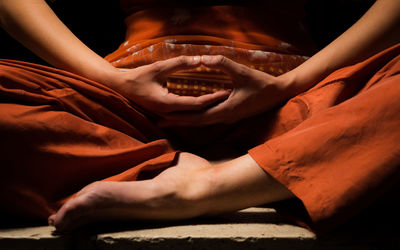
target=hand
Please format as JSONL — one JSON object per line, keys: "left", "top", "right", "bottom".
{"left": 159, "top": 55, "right": 294, "bottom": 126}
{"left": 111, "top": 56, "right": 231, "bottom": 116}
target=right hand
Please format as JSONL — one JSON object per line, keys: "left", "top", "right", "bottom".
{"left": 111, "top": 56, "right": 231, "bottom": 116}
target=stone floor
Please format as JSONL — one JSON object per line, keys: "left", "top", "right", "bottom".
{"left": 0, "top": 207, "right": 399, "bottom": 250}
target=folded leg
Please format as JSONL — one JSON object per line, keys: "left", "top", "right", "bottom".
{"left": 249, "top": 46, "right": 400, "bottom": 233}
{"left": 0, "top": 60, "right": 177, "bottom": 219}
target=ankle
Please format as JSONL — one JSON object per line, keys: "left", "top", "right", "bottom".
{"left": 149, "top": 168, "right": 213, "bottom": 219}
{"left": 175, "top": 167, "right": 220, "bottom": 217}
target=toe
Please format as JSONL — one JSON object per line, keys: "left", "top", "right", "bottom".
{"left": 53, "top": 196, "right": 88, "bottom": 231}
{"left": 48, "top": 214, "right": 55, "bottom": 226}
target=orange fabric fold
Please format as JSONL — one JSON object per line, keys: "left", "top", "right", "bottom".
{"left": 1, "top": 1, "right": 399, "bottom": 235}
{"left": 248, "top": 44, "right": 400, "bottom": 233}
{"left": 0, "top": 59, "right": 178, "bottom": 218}
{"left": 105, "top": 3, "right": 314, "bottom": 96}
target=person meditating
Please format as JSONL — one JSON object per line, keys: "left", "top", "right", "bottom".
{"left": 0, "top": 0, "right": 399, "bottom": 233}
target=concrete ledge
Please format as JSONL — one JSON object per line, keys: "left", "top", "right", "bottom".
{"left": 0, "top": 207, "right": 399, "bottom": 250}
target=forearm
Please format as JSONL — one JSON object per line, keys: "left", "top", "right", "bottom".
{"left": 0, "top": 0, "right": 119, "bottom": 88}
{"left": 281, "top": 0, "right": 400, "bottom": 94}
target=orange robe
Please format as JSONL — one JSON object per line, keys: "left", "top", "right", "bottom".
{"left": 0, "top": 1, "right": 399, "bottom": 233}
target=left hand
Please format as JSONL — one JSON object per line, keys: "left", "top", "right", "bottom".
{"left": 110, "top": 56, "right": 231, "bottom": 117}
{"left": 159, "top": 55, "right": 294, "bottom": 126}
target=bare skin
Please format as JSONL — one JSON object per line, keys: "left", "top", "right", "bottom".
{"left": 1, "top": 0, "right": 399, "bottom": 231}
{"left": 49, "top": 153, "right": 293, "bottom": 231}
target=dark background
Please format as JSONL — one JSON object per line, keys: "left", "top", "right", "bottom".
{"left": 0, "top": 0, "right": 375, "bottom": 65}
{"left": 0, "top": 0, "right": 126, "bottom": 65}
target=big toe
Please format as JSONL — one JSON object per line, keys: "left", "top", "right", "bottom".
{"left": 53, "top": 197, "right": 89, "bottom": 231}
{"left": 48, "top": 214, "right": 56, "bottom": 226}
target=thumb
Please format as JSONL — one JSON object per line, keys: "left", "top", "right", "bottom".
{"left": 201, "top": 55, "right": 248, "bottom": 77}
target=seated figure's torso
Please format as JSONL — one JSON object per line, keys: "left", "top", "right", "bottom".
{"left": 119, "top": 0, "right": 316, "bottom": 53}
{"left": 106, "top": 1, "right": 315, "bottom": 96}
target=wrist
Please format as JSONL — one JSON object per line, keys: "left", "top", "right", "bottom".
{"left": 80, "top": 61, "right": 122, "bottom": 90}
{"left": 277, "top": 60, "right": 327, "bottom": 97}
{"left": 276, "top": 69, "right": 302, "bottom": 99}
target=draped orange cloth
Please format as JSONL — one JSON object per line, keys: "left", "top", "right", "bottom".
{"left": 106, "top": 2, "right": 314, "bottom": 96}
{"left": 1, "top": 1, "right": 399, "bottom": 233}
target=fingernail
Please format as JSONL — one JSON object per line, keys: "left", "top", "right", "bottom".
{"left": 48, "top": 217, "right": 55, "bottom": 226}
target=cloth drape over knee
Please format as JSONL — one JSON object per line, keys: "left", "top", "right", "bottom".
{"left": 249, "top": 44, "right": 400, "bottom": 233}
{"left": 0, "top": 60, "right": 178, "bottom": 218}
{"left": 1, "top": 1, "right": 399, "bottom": 234}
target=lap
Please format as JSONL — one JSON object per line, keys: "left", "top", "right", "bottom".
{"left": 1, "top": 44, "right": 399, "bottom": 224}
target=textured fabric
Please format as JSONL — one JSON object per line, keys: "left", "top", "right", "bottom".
{"left": 0, "top": 59, "right": 178, "bottom": 218}
{"left": 249, "top": 44, "right": 400, "bottom": 233}
{"left": 105, "top": 3, "right": 314, "bottom": 96}
{"left": 1, "top": 1, "right": 399, "bottom": 234}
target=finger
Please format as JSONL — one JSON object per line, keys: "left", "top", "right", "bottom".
{"left": 159, "top": 90, "right": 231, "bottom": 113}
{"left": 201, "top": 55, "right": 249, "bottom": 77}
{"left": 159, "top": 100, "right": 233, "bottom": 126}
{"left": 150, "top": 55, "right": 202, "bottom": 77}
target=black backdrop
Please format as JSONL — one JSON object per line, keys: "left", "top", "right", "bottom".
{"left": 0, "top": 0, "right": 374, "bottom": 65}
{"left": 0, "top": 1, "right": 126, "bottom": 65}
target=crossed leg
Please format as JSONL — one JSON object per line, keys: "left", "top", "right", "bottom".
{"left": 49, "top": 152, "right": 293, "bottom": 231}
{"left": 50, "top": 48, "right": 400, "bottom": 232}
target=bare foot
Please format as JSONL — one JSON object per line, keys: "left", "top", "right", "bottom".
{"left": 49, "top": 153, "right": 292, "bottom": 231}
{"left": 49, "top": 153, "right": 212, "bottom": 231}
